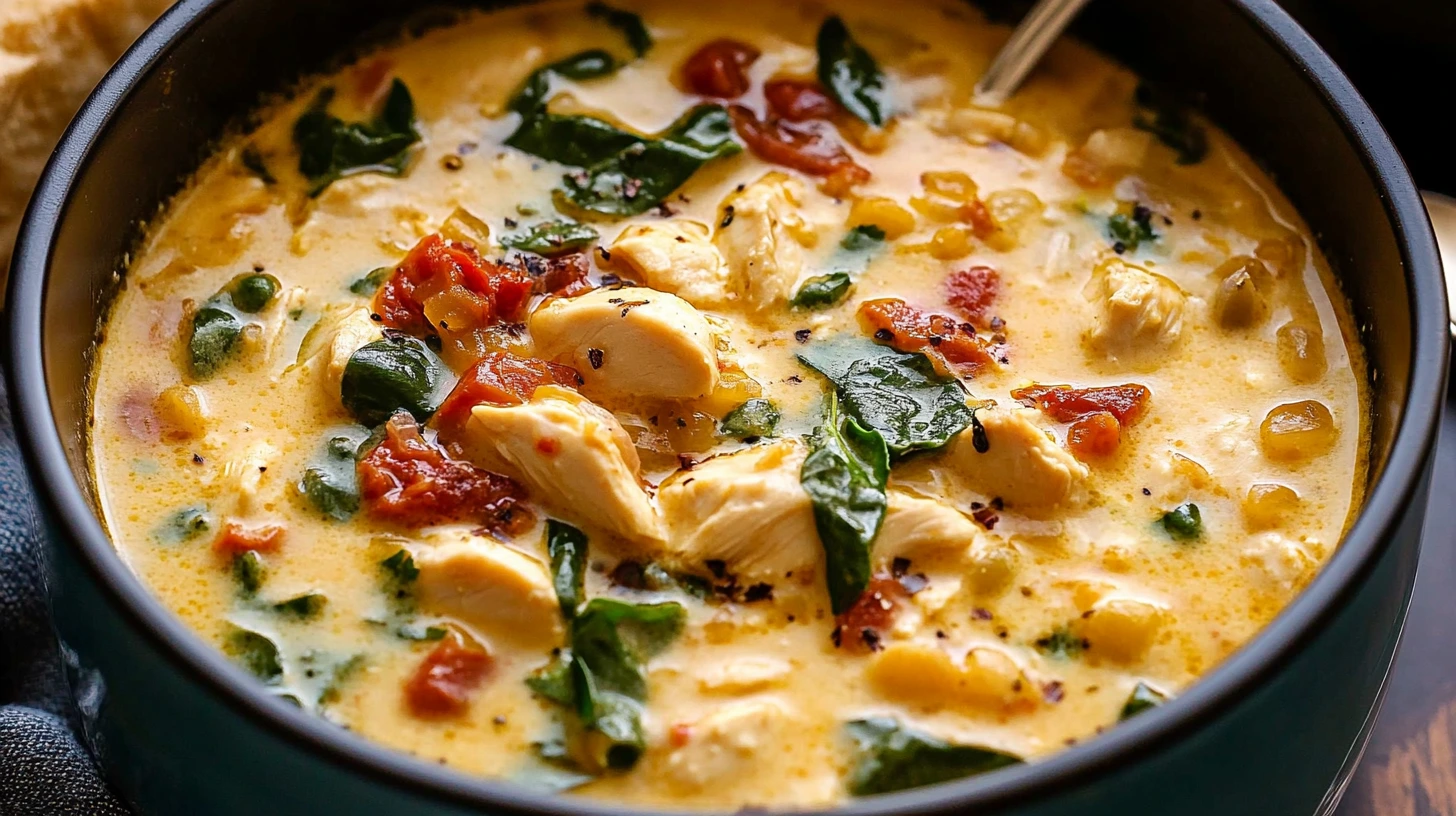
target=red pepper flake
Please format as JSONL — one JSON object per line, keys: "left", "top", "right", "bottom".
{"left": 832, "top": 576, "right": 906, "bottom": 654}
{"left": 742, "top": 582, "right": 775, "bottom": 602}
{"left": 668, "top": 723, "right": 693, "bottom": 748}
{"left": 535, "top": 438, "right": 561, "bottom": 456}
{"left": 212, "top": 522, "right": 285, "bottom": 557}
{"left": 404, "top": 635, "right": 493, "bottom": 717}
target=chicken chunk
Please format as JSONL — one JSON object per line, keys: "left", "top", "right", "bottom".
{"left": 530, "top": 286, "right": 720, "bottom": 400}
{"left": 714, "top": 173, "right": 812, "bottom": 314}
{"left": 1084, "top": 258, "right": 1186, "bottom": 362}
{"left": 413, "top": 532, "right": 564, "bottom": 649}
{"left": 665, "top": 700, "right": 795, "bottom": 792}
{"left": 459, "top": 385, "right": 665, "bottom": 548}
{"left": 875, "top": 491, "right": 982, "bottom": 566}
{"left": 944, "top": 408, "right": 1090, "bottom": 514}
{"left": 658, "top": 441, "right": 819, "bottom": 580}
{"left": 213, "top": 441, "right": 278, "bottom": 516}
{"left": 609, "top": 221, "right": 732, "bottom": 309}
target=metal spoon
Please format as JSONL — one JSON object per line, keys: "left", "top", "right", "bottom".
{"left": 974, "top": 0, "right": 1094, "bottom": 106}
{"left": 1419, "top": 192, "right": 1456, "bottom": 338}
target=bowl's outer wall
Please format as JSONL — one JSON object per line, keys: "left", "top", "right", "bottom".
{"left": 5, "top": 0, "right": 1441, "bottom": 813}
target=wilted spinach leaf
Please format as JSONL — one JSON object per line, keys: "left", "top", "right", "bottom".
{"left": 188, "top": 304, "right": 244, "bottom": 379}
{"left": 349, "top": 266, "right": 393, "bottom": 296}
{"left": 508, "top": 50, "right": 621, "bottom": 116}
{"left": 793, "top": 226, "right": 885, "bottom": 309}
{"left": 506, "top": 114, "right": 642, "bottom": 168}
{"left": 293, "top": 79, "right": 421, "bottom": 196}
{"left": 228, "top": 273, "right": 281, "bottom": 313}
{"left": 1159, "top": 502, "right": 1203, "bottom": 541}
{"left": 840, "top": 224, "right": 886, "bottom": 252}
{"left": 719, "top": 398, "right": 781, "bottom": 438}
{"left": 233, "top": 550, "right": 266, "bottom": 595}
{"left": 298, "top": 427, "right": 370, "bottom": 521}
{"left": 801, "top": 393, "right": 888, "bottom": 615}
{"left": 340, "top": 333, "right": 451, "bottom": 426}
{"left": 502, "top": 220, "right": 600, "bottom": 256}
{"left": 381, "top": 549, "right": 420, "bottom": 583}
{"left": 845, "top": 717, "right": 1022, "bottom": 796}
{"left": 1132, "top": 82, "right": 1207, "bottom": 165}
{"left": 226, "top": 626, "right": 283, "bottom": 684}
{"left": 157, "top": 503, "right": 210, "bottom": 543}
{"left": 817, "top": 16, "right": 889, "bottom": 127}
{"left": 798, "top": 336, "right": 973, "bottom": 459}
{"left": 586, "top": 2, "right": 652, "bottom": 57}
{"left": 304, "top": 651, "right": 366, "bottom": 707}
{"left": 793, "top": 272, "right": 853, "bottom": 309}
{"left": 273, "top": 592, "right": 328, "bottom": 619}
{"left": 1120, "top": 681, "right": 1167, "bottom": 721}
{"left": 548, "top": 520, "right": 589, "bottom": 619}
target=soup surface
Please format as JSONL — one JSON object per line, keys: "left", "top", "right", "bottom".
{"left": 89, "top": 0, "right": 1368, "bottom": 807}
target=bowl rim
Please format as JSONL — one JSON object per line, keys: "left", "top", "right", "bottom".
{"left": 3, "top": 0, "right": 1448, "bottom": 813}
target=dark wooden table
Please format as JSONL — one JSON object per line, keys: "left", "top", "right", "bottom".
{"left": 1336, "top": 392, "right": 1454, "bottom": 815}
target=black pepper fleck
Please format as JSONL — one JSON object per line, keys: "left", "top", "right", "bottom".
{"left": 794, "top": 328, "right": 811, "bottom": 343}
{"left": 588, "top": 348, "right": 604, "bottom": 369}
{"left": 720, "top": 206, "right": 735, "bottom": 228}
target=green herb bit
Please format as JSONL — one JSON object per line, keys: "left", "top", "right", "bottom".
{"left": 349, "top": 266, "right": 393, "bottom": 296}
{"left": 1107, "top": 204, "right": 1157, "bottom": 253}
{"left": 340, "top": 333, "right": 451, "bottom": 427}
{"left": 160, "top": 503, "right": 211, "bottom": 543}
{"left": 1160, "top": 502, "right": 1203, "bottom": 541}
{"left": 719, "top": 398, "right": 782, "bottom": 439}
{"left": 1132, "top": 82, "right": 1208, "bottom": 165}
{"left": 501, "top": 220, "right": 600, "bottom": 257}
{"left": 792, "top": 272, "right": 853, "bottom": 309}
{"left": 226, "top": 626, "right": 283, "bottom": 683}
{"left": 586, "top": 2, "right": 652, "bottom": 57}
{"left": 840, "top": 224, "right": 886, "bottom": 251}
{"left": 293, "top": 78, "right": 421, "bottom": 196}
{"left": 548, "top": 520, "right": 589, "bottom": 619}
{"left": 234, "top": 550, "right": 266, "bottom": 595}
{"left": 845, "top": 717, "right": 1021, "bottom": 796}
{"left": 1120, "top": 681, "right": 1167, "bottom": 721}
{"left": 273, "top": 592, "right": 328, "bottom": 619}
{"left": 381, "top": 549, "right": 420, "bottom": 583}
{"left": 817, "top": 16, "right": 889, "bottom": 127}
{"left": 1035, "top": 625, "right": 1087, "bottom": 659}
{"left": 801, "top": 392, "right": 888, "bottom": 614}
{"left": 228, "top": 273, "right": 281, "bottom": 313}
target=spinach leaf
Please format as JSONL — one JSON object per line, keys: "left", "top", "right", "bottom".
{"left": 801, "top": 393, "right": 888, "bottom": 615}
{"left": 526, "top": 651, "right": 578, "bottom": 706}
{"left": 793, "top": 272, "right": 853, "bottom": 309}
{"left": 226, "top": 626, "right": 283, "bottom": 684}
{"left": 374, "top": 549, "right": 447, "bottom": 640}
{"left": 798, "top": 336, "right": 973, "bottom": 459}
{"left": 720, "top": 398, "right": 781, "bottom": 438}
{"left": 340, "top": 333, "right": 451, "bottom": 426}
{"left": 508, "top": 51, "right": 621, "bottom": 116}
{"left": 840, "top": 224, "right": 886, "bottom": 252}
{"left": 502, "top": 220, "right": 600, "bottom": 256}
{"left": 548, "top": 520, "right": 589, "bottom": 619}
{"left": 233, "top": 550, "right": 266, "bottom": 595}
{"left": 273, "top": 592, "right": 328, "bottom": 619}
{"left": 1035, "top": 625, "right": 1087, "bottom": 659}
{"left": 293, "top": 79, "right": 421, "bottom": 196}
{"left": 1160, "top": 502, "right": 1203, "bottom": 541}
{"left": 381, "top": 549, "right": 420, "bottom": 583}
{"left": 1120, "top": 681, "right": 1167, "bottom": 721}
{"left": 349, "top": 266, "right": 393, "bottom": 296}
{"left": 304, "top": 651, "right": 366, "bottom": 707}
{"left": 506, "top": 114, "right": 642, "bottom": 168}
{"left": 188, "top": 304, "right": 244, "bottom": 379}
{"left": 298, "top": 427, "right": 370, "bottom": 521}
{"left": 557, "top": 105, "right": 741, "bottom": 217}
{"left": 228, "top": 273, "right": 281, "bottom": 313}
{"left": 845, "top": 718, "right": 1022, "bottom": 796}
{"left": 157, "top": 503, "right": 210, "bottom": 543}
{"left": 1107, "top": 204, "right": 1157, "bottom": 252}
{"left": 587, "top": 2, "right": 652, "bottom": 57}
{"left": 1132, "top": 82, "right": 1207, "bottom": 165}
{"left": 817, "top": 16, "right": 889, "bottom": 127}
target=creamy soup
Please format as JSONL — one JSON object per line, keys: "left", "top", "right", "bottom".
{"left": 88, "top": 0, "right": 1367, "bottom": 807}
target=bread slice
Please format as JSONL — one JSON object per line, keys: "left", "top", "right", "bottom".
{"left": 0, "top": 0, "right": 171, "bottom": 273}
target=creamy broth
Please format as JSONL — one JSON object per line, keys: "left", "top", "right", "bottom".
{"left": 89, "top": 0, "right": 1367, "bottom": 807}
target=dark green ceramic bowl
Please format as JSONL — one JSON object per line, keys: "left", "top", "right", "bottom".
{"left": 3, "top": 0, "right": 1448, "bottom": 813}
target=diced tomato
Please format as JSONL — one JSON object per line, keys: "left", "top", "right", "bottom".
{"left": 833, "top": 576, "right": 906, "bottom": 654}
{"left": 729, "top": 106, "right": 870, "bottom": 187}
{"left": 526, "top": 252, "right": 593, "bottom": 297}
{"left": 858, "top": 298, "right": 999, "bottom": 375}
{"left": 1067, "top": 412, "right": 1121, "bottom": 458}
{"left": 373, "top": 234, "right": 532, "bottom": 336}
{"left": 944, "top": 266, "right": 1000, "bottom": 326}
{"left": 668, "top": 723, "right": 693, "bottom": 747}
{"left": 961, "top": 198, "right": 1000, "bottom": 240}
{"left": 436, "top": 352, "right": 582, "bottom": 426}
{"left": 763, "top": 79, "right": 837, "bottom": 122}
{"left": 1010, "top": 383, "right": 1152, "bottom": 425}
{"left": 681, "top": 39, "right": 760, "bottom": 98}
{"left": 357, "top": 412, "right": 528, "bottom": 531}
{"left": 404, "top": 635, "right": 493, "bottom": 717}
{"left": 212, "top": 522, "right": 285, "bottom": 557}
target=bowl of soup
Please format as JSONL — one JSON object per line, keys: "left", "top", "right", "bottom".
{"left": 4, "top": 0, "right": 1446, "bottom": 813}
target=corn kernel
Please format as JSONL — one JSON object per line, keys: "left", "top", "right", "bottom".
{"left": 1081, "top": 598, "right": 1164, "bottom": 663}
{"left": 1276, "top": 321, "right": 1327, "bottom": 384}
{"left": 921, "top": 171, "right": 979, "bottom": 203}
{"left": 154, "top": 385, "right": 209, "bottom": 440}
{"left": 867, "top": 644, "right": 964, "bottom": 704}
{"left": 848, "top": 197, "right": 916, "bottom": 239}
{"left": 927, "top": 226, "right": 973, "bottom": 260}
{"left": 966, "top": 540, "right": 1018, "bottom": 595}
{"left": 1259, "top": 400, "right": 1337, "bottom": 461}
{"left": 1243, "top": 483, "right": 1300, "bottom": 530}
{"left": 961, "top": 647, "right": 1034, "bottom": 707}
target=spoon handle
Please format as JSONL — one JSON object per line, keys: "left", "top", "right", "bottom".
{"left": 974, "top": 0, "right": 1094, "bottom": 106}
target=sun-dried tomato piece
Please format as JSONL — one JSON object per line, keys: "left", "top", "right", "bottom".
{"left": 436, "top": 352, "right": 582, "bottom": 426}
{"left": 833, "top": 576, "right": 906, "bottom": 654}
{"left": 1010, "top": 383, "right": 1152, "bottom": 425}
{"left": 682, "top": 39, "right": 760, "bottom": 98}
{"left": 763, "top": 78, "right": 837, "bottom": 122}
{"left": 373, "top": 234, "right": 532, "bottom": 336}
{"left": 358, "top": 412, "right": 527, "bottom": 531}
{"left": 944, "top": 266, "right": 1000, "bottom": 326}
{"left": 858, "top": 298, "right": 999, "bottom": 375}
{"left": 1067, "top": 412, "right": 1121, "bottom": 458}
{"left": 729, "top": 106, "right": 870, "bottom": 186}
{"left": 404, "top": 634, "right": 492, "bottom": 717}
{"left": 517, "top": 252, "right": 593, "bottom": 297}
{"left": 212, "top": 522, "right": 285, "bottom": 557}
{"left": 961, "top": 198, "right": 1001, "bottom": 240}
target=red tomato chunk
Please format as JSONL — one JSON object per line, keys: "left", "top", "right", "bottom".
{"left": 212, "top": 522, "right": 285, "bottom": 557}
{"left": 858, "top": 298, "right": 999, "bottom": 375}
{"left": 1010, "top": 383, "right": 1151, "bottom": 425}
{"left": 763, "top": 79, "right": 837, "bottom": 122}
{"left": 729, "top": 106, "right": 870, "bottom": 189}
{"left": 944, "top": 266, "right": 1000, "bottom": 326}
{"left": 357, "top": 413, "right": 526, "bottom": 531}
{"left": 436, "top": 352, "right": 582, "bottom": 426}
{"left": 374, "top": 233, "right": 532, "bottom": 336}
{"left": 681, "top": 39, "right": 760, "bottom": 98}
{"left": 405, "top": 636, "right": 493, "bottom": 717}
{"left": 834, "top": 576, "right": 907, "bottom": 654}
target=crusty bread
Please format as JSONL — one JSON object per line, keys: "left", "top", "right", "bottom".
{"left": 0, "top": 0, "right": 172, "bottom": 274}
